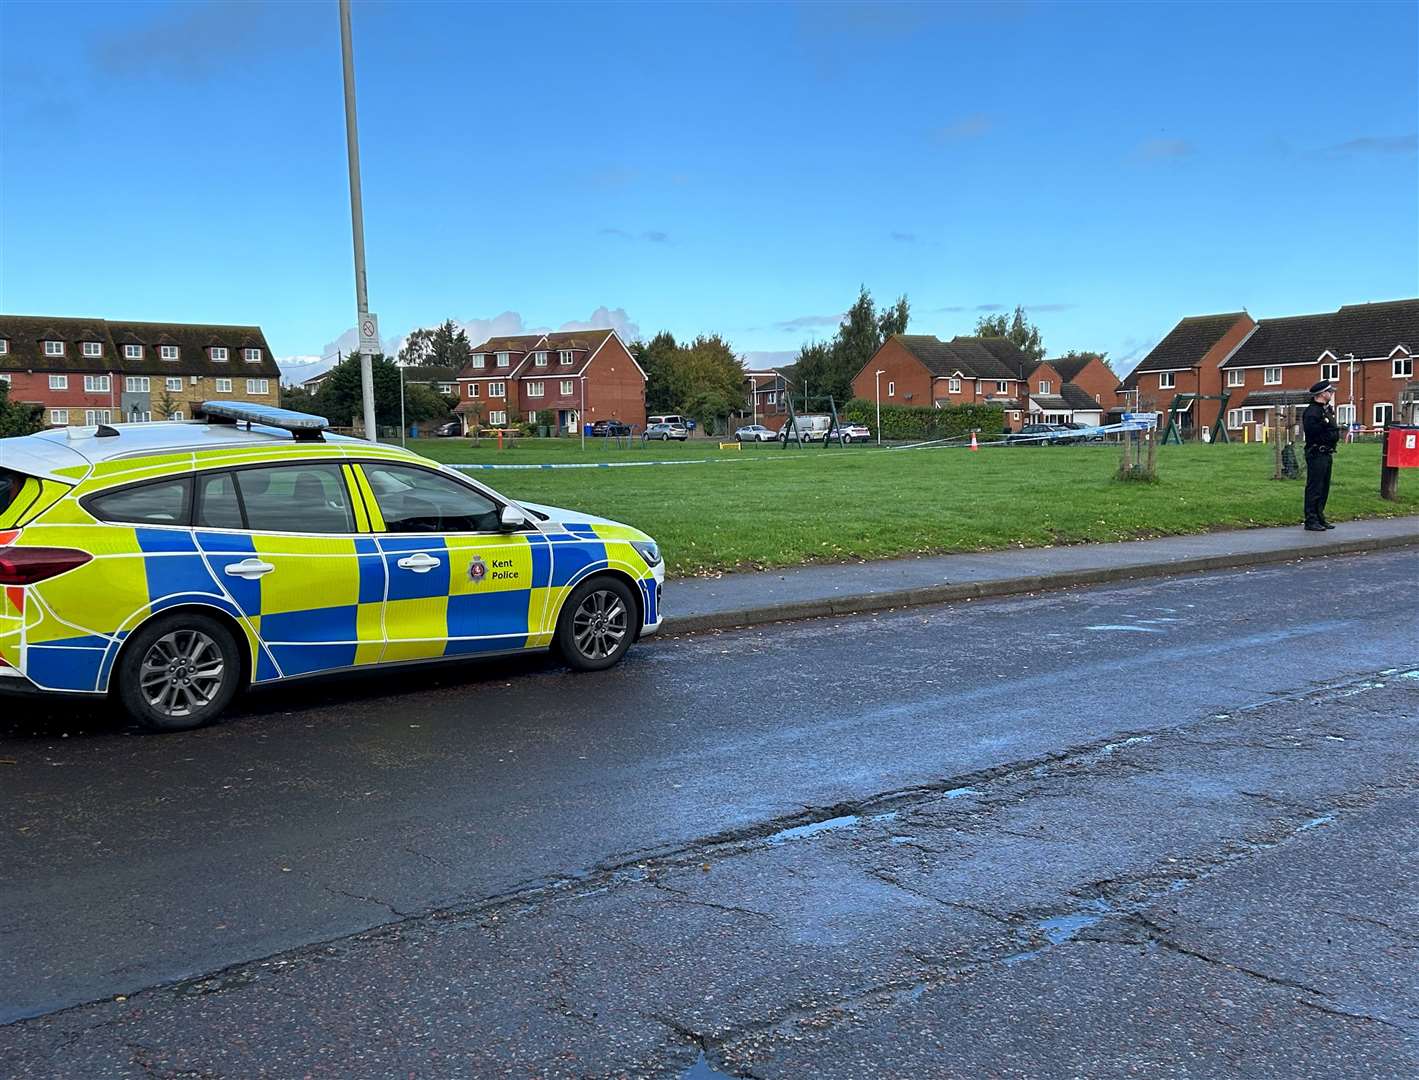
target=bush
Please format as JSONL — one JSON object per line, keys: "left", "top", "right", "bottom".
{"left": 840, "top": 399, "right": 1005, "bottom": 441}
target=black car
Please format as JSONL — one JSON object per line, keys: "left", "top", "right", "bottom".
{"left": 434, "top": 421, "right": 462, "bottom": 437}
{"left": 592, "top": 419, "right": 632, "bottom": 436}
{"left": 1006, "top": 423, "right": 1069, "bottom": 446}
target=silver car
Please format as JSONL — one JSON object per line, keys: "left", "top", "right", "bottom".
{"left": 644, "top": 422, "right": 688, "bottom": 441}
{"left": 735, "top": 424, "right": 776, "bottom": 442}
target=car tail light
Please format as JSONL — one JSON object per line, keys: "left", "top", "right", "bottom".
{"left": 0, "top": 547, "right": 93, "bottom": 585}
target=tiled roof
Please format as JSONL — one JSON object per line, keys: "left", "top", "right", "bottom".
{"left": 1048, "top": 355, "right": 1095, "bottom": 382}
{"left": 1217, "top": 299, "right": 1415, "bottom": 369}
{"left": 1125, "top": 313, "right": 1248, "bottom": 382}
{"left": 462, "top": 329, "right": 617, "bottom": 380}
{"left": 0, "top": 314, "right": 278, "bottom": 376}
{"left": 1222, "top": 313, "right": 1335, "bottom": 368}
{"left": 1060, "top": 383, "right": 1102, "bottom": 410}
{"left": 891, "top": 334, "right": 1031, "bottom": 382}
{"left": 1031, "top": 394, "right": 1071, "bottom": 411}
{"left": 1332, "top": 299, "right": 1418, "bottom": 358}
{"left": 1237, "top": 390, "right": 1314, "bottom": 408}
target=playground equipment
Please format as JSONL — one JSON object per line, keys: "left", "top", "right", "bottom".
{"left": 1160, "top": 393, "right": 1232, "bottom": 444}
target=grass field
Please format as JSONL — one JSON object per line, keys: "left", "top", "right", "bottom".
{"left": 408, "top": 438, "right": 1419, "bottom": 577}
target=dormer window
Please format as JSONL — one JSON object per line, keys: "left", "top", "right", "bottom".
{"left": 472, "top": 354, "right": 486, "bottom": 369}
{"left": 44, "top": 340, "right": 64, "bottom": 357}
{"left": 558, "top": 350, "right": 574, "bottom": 365}
{"left": 211, "top": 346, "right": 228, "bottom": 362}
{"left": 83, "top": 341, "right": 102, "bottom": 358}
{"left": 1038, "top": 380, "right": 1051, "bottom": 394}
{"left": 948, "top": 377, "right": 961, "bottom": 394}
{"left": 124, "top": 344, "right": 143, "bottom": 360}
{"left": 160, "top": 345, "right": 180, "bottom": 361}
{"left": 495, "top": 352, "right": 511, "bottom": 368}
{"left": 243, "top": 347, "right": 261, "bottom": 363}
{"left": 534, "top": 351, "right": 548, "bottom": 366}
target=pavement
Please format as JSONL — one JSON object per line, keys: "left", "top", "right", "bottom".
{"left": 662, "top": 515, "right": 1419, "bottom": 634}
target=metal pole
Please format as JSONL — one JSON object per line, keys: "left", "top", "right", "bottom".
{"left": 398, "top": 365, "right": 406, "bottom": 446}
{"left": 875, "top": 369, "right": 884, "bottom": 445}
{"left": 339, "top": 0, "right": 378, "bottom": 444}
{"left": 580, "top": 378, "right": 586, "bottom": 451}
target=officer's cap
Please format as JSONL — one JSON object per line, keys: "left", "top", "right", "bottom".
{"left": 1308, "top": 379, "right": 1333, "bottom": 396}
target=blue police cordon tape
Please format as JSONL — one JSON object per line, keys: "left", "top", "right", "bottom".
{"left": 450, "top": 458, "right": 749, "bottom": 471}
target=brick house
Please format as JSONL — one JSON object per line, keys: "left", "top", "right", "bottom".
{"left": 740, "top": 366, "right": 794, "bottom": 431}
{"left": 1119, "top": 312, "right": 1258, "bottom": 435}
{"left": 1049, "top": 354, "right": 1125, "bottom": 421}
{"left": 0, "top": 315, "right": 279, "bottom": 426}
{"left": 454, "top": 329, "right": 645, "bottom": 434}
{"left": 1219, "top": 299, "right": 1418, "bottom": 435}
{"left": 850, "top": 334, "right": 1098, "bottom": 430}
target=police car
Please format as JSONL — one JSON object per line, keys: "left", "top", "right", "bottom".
{"left": 0, "top": 403, "right": 664, "bottom": 731}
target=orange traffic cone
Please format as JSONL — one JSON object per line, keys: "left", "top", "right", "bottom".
{"left": 970, "top": 431, "right": 978, "bottom": 451}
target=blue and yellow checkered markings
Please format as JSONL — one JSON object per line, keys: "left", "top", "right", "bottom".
{"left": 134, "top": 528, "right": 225, "bottom": 613}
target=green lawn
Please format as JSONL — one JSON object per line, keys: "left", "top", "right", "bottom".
{"left": 409, "top": 439, "right": 1419, "bottom": 577}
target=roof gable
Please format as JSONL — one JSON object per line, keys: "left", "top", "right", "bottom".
{"left": 1127, "top": 313, "right": 1249, "bottom": 382}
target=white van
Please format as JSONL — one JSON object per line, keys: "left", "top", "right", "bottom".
{"left": 781, "top": 414, "right": 832, "bottom": 441}
{"left": 647, "top": 414, "right": 688, "bottom": 427}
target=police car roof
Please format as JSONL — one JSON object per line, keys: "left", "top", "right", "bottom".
{"left": 21, "top": 421, "right": 379, "bottom": 468}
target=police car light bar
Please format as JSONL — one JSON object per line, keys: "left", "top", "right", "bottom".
{"left": 198, "top": 401, "right": 330, "bottom": 441}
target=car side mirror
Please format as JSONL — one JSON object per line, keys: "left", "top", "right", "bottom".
{"left": 499, "top": 505, "right": 528, "bottom": 531}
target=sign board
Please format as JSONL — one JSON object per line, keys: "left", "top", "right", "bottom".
{"left": 358, "top": 313, "right": 380, "bottom": 356}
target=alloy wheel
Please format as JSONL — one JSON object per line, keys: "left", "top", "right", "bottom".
{"left": 571, "top": 588, "right": 629, "bottom": 661}
{"left": 139, "top": 630, "right": 226, "bottom": 718}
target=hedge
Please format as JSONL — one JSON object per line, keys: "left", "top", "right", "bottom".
{"left": 839, "top": 399, "right": 1006, "bottom": 441}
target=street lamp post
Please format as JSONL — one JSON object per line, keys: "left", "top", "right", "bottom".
{"left": 398, "top": 364, "right": 406, "bottom": 446}
{"left": 874, "top": 369, "right": 885, "bottom": 445}
{"left": 338, "top": 0, "right": 378, "bottom": 444}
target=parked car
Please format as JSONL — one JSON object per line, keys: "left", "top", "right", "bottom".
{"left": 1007, "top": 423, "right": 1070, "bottom": 446}
{"left": 1061, "top": 421, "right": 1103, "bottom": 443}
{"left": 779, "top": 414, "right": 832, "bottom": 443}
{"left": 592, "top": 419, "right": 632, "bottom": 437}
{"left": 830, "top": 422, "right": 872, "bottom": 443}
{"left": 434, "top": 421, "right": 462, "bottom": 437}
{"left": 648, "top": 414, "right": 689, "bottom": 429}
{"left": 735, "top": 424, "right": 777, "bottom": 442}
{"left": 0, "top": 401, "right": 665, "bottom": 731}
{"left": 644, "top": 422, "right": 688, "bottom": 441}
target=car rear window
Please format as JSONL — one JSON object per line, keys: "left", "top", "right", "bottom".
{"left": 86, "top": 477, "right": 193, "bottom": 527}
{"left": 0, "top": 470, "right": 73, "bottom": 530}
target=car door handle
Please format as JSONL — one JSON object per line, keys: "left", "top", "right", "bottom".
{"left": 396, "top": 553, "right": 441, "bottom": 573}
{"left": 224, "top": 558, "right": 275, "bottom": 580}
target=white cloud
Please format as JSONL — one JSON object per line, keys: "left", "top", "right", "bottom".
{"left": 558, "top": 307, "right": 641, "bottom": 342}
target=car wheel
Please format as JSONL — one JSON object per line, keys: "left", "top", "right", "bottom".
{"left": 115, "top": 612, "right": 242, "bottom": 732}
{"left": 556, "top": 575, "right": 637, "bottom": 672}
{"left": 841, "top": 433, "right": 853, "bottom": 444}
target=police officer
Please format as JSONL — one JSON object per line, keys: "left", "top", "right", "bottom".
{"left": 1301, "top": 379, "right": 1340, "bottom": 531}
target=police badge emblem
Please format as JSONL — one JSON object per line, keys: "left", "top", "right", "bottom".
{"left": 468, "top": 556, "right": 487, "bottom": 583}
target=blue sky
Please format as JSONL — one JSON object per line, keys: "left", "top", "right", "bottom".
{"left": 2, "top": 0, "right": 1415, "bottom": 376}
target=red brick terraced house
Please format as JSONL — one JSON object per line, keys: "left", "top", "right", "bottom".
{"left": 1048, "top": 354, "right": 1126, "bottom": 423}
{"left": 850, "top": 334, "right": 1108, "bottom": 431}
{"left": 740, "top": 366, "right": 795, "bottom": 431}
{"left": 1219, "top": 299, "right": 1418, "bottom": 436}
{"left": 454, "top": 329, "right": 646, "bottom": 434}
{"left": 1119, "top": 311, "right": 1258, "bottom": 437}
{"left": 0, "top": 314, "right": 280, "bottom": 427}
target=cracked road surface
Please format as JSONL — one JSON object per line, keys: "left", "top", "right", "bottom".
{"left": 2, "top": 550, "right": 1417, "bottom": 1077}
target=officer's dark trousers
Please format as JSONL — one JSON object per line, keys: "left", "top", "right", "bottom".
{"left": 1304, "top": 450, "right": 1332, "bottom": 525}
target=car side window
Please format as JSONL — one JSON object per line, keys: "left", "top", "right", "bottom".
{"left": 236, "top": 464, "right": 354, "bottom": 534}
{"left": 195, "top": 471, "right": 244, "bottom": 530}
{"left": 87, "top": 477, "right": 192, "bottom": 527}
{"left": 363, "top": 464, "right": 500, "bottom": 533}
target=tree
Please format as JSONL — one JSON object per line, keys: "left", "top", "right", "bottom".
{"left": 632, "top": 331, "right": 681, "bottom": 414}
{"left": 1051, "top": 349, "right": 1114, "bottom": 374}
{"left": 975, "top": 305, "right": 1044, "bottom": 362}
{"left": 402, "top": 382, "right": 449, "bottom": 425}
{"left": 791, "top": 285, "right": 910, "bottom": 407}
{"left": 0, "top": 381, "right": 43, "bottom": 437}
{"left": 398, "top": 319, "right": 473, "bottom": 368}
{"left": 675, "top": 334, "right": 747, "bottom": 434}
{"left": 315, "top": 353, "right": 404, "bottom": 430}
{"left": 154, "top": 387, "right": 182, "bottom": 420}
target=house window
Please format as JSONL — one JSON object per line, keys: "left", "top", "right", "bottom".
{"left": 1158, "top": 372, "right": 1175, "bottom": 389}
{"left": 1226, "top": 368, "right": 1244, "bottom": 387}
{"left": 160, "top": 345, "right": 180, "bottom": 361}
{"left": 50, "top": 375, "right": 68, "bottom": 390}
{"left": 1263, "top": 367, "right": 1281, "bottom": 385}
{"left": 526, "top": 381, "right": 544, "bottom": 397}
{"left": 0, "top": 339, "right": 8, "bottom": 355}
{"left": 170, "top": 411, "right": 184, "bottom": 421}
{"left": 166, "top": 377, "right": 183, "bottom": 392}
{"left": 84, "top": 375, "right": 111, "bottom": 393}
{"left": 84, "top": 409, "right": 112, "bottom": 425}
{"left": 534, "top": 351, "right": 548, "bottom": 366}
{"left": 559, "top": 350, "right": 574, "bottom": 365}
{"left": 489, "top": 410, "right": 507, "bottom": 426}
{"left": 44, "top": 340, "right": 64, "bottom": 357}
{"left": 129, "top": 410, "right": 152, "bottom": 423}
{"left": 1038, "top": 380, "right": 1051, "bottom": 394}
{"left": 246, "top": 379, "right": 269, "bottom": 395}
{"left": 1395, "top": 355, "right": 1414, "bottom": 378}
{"left": 211, "top": 347, "right": 229, "bottom": 362}
{"left": 495, "top": 352, "right": 511, "bottom": 368}
{"left": 50, "top": 409, "right": 69, "bottom": 425}
{"left": 887, "top": 381, "right": 895, "bottom": 396}
{"left": 124, "top": 344, "right": 143, "bottom": 359}
{"left": 975, "top": 380, "right": 982, "bottom": 394}
{"left": 243, "top": 348, "right": 261, "bottom": 363}
{"left": 1010, "top": 411, "right": 1020, "bottom": 421}
{"left": 996, "top": 381, "right": 1009, "bottom": 394}
{"left": 466, "top": 383, "right": 479, "bottom": 398}
{"left": 471, "top": 354, "right": 486, "bottom": 369}
{"left": 437, "top": 382, "right": 453, "bottom": 394}
{"left": 560, "top": 379, "right": 574, "bottom": 396}
{"left": 0, "top": 373, "right": 8, "bottom": 385}
{"left": 83, "top": 341, "right": 102, "bottom": 358}
{"left": 215, "top": 378, "right": 232, "bottom": 393}
{"left": 1336, "top": 403, "right": 1355, "bottom": 427}
{"left": 1321, "top": 362, "right": 1339, "bottom": 382}
{"left": 1374, "top": 403, "right": 1394, "bottom": 426}
{"left": 488, "top": 381, "right": 506, "bottom": 397}
{"left": 125, "top": 376, "right": 150, "bottom": 392}
{"left": 1226, "top": 408, "right": 1256, "bottom": 428}
{"left": 948, "top": 377, "right": 961, "bottom": 394}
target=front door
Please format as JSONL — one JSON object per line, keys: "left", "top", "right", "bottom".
{"left": 354, "top": 462, "right": 553, "bottom": 662}
{"left": 194, "top": 462, "right": 385, "bottom": 679}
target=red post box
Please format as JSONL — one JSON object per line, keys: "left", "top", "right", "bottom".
{"left": 1384, "top": 425, "right": 1419, "bottom": 468}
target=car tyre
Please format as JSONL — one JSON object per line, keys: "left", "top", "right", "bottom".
{"left": 556, "top": 576, "right": 637, "bottom": 672}
{"left": 115, "top": 612, "right": 242, "bottom": 732}
{"left": 841, "top": 433, "right": 853, "bottom": 444}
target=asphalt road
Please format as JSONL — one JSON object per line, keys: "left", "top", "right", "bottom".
{"left": 2, "top": 550, "right": 1416, "bottom": 1077}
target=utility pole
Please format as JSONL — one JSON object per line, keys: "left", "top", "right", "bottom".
{"left": 338, "top": 0, "right": 379, "bottom": 443}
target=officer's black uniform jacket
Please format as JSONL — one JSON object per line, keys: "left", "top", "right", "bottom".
{"left": 1302, "top": 401, "right": 1340, "bottom": 454}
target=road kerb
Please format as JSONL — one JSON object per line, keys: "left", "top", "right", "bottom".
{"left": 659, "top": 531, "right": 1419, "bottom": 636}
